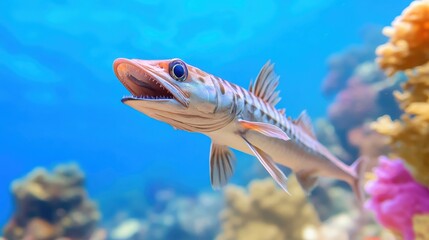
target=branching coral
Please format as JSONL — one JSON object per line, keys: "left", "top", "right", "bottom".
{"left": 216, "top": 176, "right": 320, "bottom": 240}
{"left": 369, "top": 2, "right": 429, "bottom": 238}
{"left": 376, "top": 0, "right": 429, "bottom": 76}
{"left": 365, "top": 157, "right": 429, "bottom": 240}
{"left": 106, "top": 191, "right": 222, "bottom": 240}
{"left": 322, "top": 60, "right": 401, "bottom": 164}
{"left": 3, "top": 164, "right": 102, "bottom": 240}
{"left": 372, "top": 63, "right": 429, "bottom": 187}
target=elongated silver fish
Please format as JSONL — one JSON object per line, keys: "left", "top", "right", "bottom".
{"left": 113, "top": 58, "right": 365, "bottom": 203}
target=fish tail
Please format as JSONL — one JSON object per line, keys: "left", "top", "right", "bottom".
{"left": 350, "top": 156, "right": 368, "bottom": 208}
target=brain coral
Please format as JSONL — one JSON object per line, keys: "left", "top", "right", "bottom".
{"left": 376, "top": 0, "right": 429, "bottom": 75}
{"left": 216, "top": 176, "right": 320, "bottom": 240}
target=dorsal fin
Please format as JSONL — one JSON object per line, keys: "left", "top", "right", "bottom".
{"left": 294, "top": 111, "right": 316, "bottom": 139}
{"left": 248, "top": 60, "right": 281, "bottom": 106}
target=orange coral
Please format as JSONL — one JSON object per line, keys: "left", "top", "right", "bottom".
{"left": 376, "top": 0, "right": 429, "bottom": 76}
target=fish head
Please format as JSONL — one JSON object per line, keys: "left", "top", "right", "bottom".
{"left": 114, "top": 58, "right": 235, "bottom": 132}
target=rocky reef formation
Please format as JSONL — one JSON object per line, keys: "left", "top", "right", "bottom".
{"left": 215, "top": 175, "right": 383, "bottom": 240}
{"left": 315, "top": 6, "right": 429, "bottom": 239}
{"left": 3, "top": 164, "right": 103, "bottom": 240}
{"left": 105, "top": 189, "right": 222, "bottom": 240}
{"left": 216, "top": 175, "right": 321, "bottom": 240}
{"left": 372, "top": 63, "right": 429, "bottom": 187}
{"left": 318, "top": 31, "right": 400, "bottom": 169}
{"left": 321, "top": 26, "right": 386, "bottom": 97}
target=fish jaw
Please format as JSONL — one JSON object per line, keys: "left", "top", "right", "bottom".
{"left": 113, "top": 58, "right": 189, "bottom": 108}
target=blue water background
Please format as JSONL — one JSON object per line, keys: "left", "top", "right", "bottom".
{"left": 0, "top": 0, "right": 409, "bottom": 224}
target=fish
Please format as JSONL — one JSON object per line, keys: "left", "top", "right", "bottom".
{"left": 113, "top": 58, "right": 365, "bottom": 203}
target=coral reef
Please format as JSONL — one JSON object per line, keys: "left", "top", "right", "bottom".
{"left": 308, "top": 180, "right": 386, "bottom": 239}
{"left": 3, "top": 164, "right": 103, "bottom": 240}
{"left": 322, "top": 60, "right": 400, "bottom": 164}
{"left": 320, "top": 25, "right": 405, "bottom": 168}
{"left": 376, "top": 0, "right": 429, "bottom": 76}
{"left": 326, "top": 60, "right": 402, "bottom": 134}
{"left": 413, "top": 214, "right": 429, "bottom": 240}
{"left": 320, "top": 28, "right": 402, "bottom": 162}
{"left": 322, "top": 26, "right": 386, "bottom": 97}
{"left": 106, "top": 191, "right": 222, "bottom": 240}
{"left": 216, "top": 176, "right": 321, "bottom": 240}
{"left": 319, "top": 211, "right": 385, "bottom": 240}
{"left": 315, "top": 118, "right": 351, "bottom": 162}
{"left": 328, "top": 82, "right": 379, "bottom": 131}
{"left": 322, "top": 49, "right": 367, "bottom": 96}
{"left": 347, "top": 124, "right": 390, "bottom": 167}
{"left": 365, "top": 156, "right": 429, "bottom": 240}
{"left": 367, "top": 2, "right": 429, "bottom": 238}
{"left": 110, "top": 218, "right": 142, "bottom": 239}
{"left": 372, "top": 63, "right": 429, "bottom": 187}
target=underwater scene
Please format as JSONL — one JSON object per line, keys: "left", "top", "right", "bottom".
{"left": 1, "top": 0, "right": 429, "bottom": 239}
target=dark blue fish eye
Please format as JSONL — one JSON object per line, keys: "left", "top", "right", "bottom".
{"left": 169, "top": 59, "right": 188, "bottom": 82}
{"left": 173, "top": 64, "right": 184, "bottom": 78}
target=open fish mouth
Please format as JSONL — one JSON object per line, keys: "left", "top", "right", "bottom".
{"left": 122, "top": 72, "right": 174, "bottom": 100}
{"left": 113, "top": 58, "right": 188, "bottom": 106}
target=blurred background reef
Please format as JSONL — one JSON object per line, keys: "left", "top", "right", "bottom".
{"left": 1, "top": 0, "right": 429, "bottom": 240}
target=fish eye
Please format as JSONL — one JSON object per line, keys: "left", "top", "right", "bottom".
{"left": 169, "top": 59, "right": 188, "bottom": 82}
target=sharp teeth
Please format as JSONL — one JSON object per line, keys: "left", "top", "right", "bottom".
{"left": 125, "top": 72, "right": 175, "bottom": 100}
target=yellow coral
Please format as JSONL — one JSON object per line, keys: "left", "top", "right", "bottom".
{"left": 413, "top": 214, "right": 429, "bottom": 240}
{"left": 216, "top": 176, "right": 320, "bottom": 240}
{"left": 373, "top": 3, "right": 429, "bottom": 233}
{"left": 376, "top": 0, "right": 429, "bottom": 76}
{"left": 372, "top": 63, "right": 429, "bottom": 187}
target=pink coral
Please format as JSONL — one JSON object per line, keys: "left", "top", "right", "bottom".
{"left": 365, "top": 156, "right": 429, "bottom": 240}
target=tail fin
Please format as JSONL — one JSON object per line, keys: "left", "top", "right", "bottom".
{"left": 350, "top": 156, "right": 368, "bottom": 208}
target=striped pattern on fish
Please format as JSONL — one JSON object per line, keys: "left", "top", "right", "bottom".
{"left": 113, "top": 58, "right": 365, "bottom": 205}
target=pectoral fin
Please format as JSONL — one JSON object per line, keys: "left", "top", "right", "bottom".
{"left": 238, "top": 119, "right": 290, "bottom": 142}
{"left": 209, "top": 143, "right": 236, "bottom": 189}
{"left": 242, "top": 137, "right": 290, "bottom": 194}
{"left": 238, "top": 119, "right": 291, "bottom": 193}
{"left": 296, "top": 170, "right": 319, "bottom": 195}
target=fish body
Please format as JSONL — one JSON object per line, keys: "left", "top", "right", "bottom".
{"left": 113, "top": 58, "right": 364, "bottom": 202}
